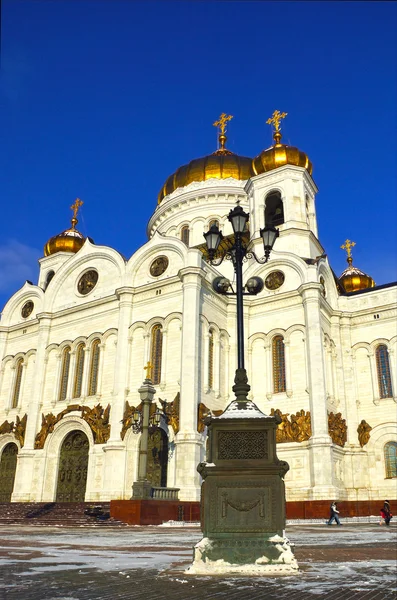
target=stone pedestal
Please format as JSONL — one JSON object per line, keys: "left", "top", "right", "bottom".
{"left": 131, "top": 479, "right": 152, "bottom": 499}
{"left": 187, "top": 398, "right": 299, "bottom": 575}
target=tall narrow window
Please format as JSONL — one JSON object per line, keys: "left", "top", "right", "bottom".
{"left": 272, "top": 335, "right": 286, "bottom": 393}
{"left": 376, "top": 344, "right": 393, "bottom": 398}
{"left": 11, "top": 359, "right": 23, "bottom": 408}
{"left": 384, "top": 442, "right": 397, "bottom": 478}
{"left": 73, "top": 343, "right": 85, "bottom": 398}
{"left": 265, "top": 192, "right": 284, "bottom": 226}
{"left": 181, "top": 226, "right": 190, "bottom": 246}
{"left": 58, "top": 346, "right": 71, "bottom": 402}
{"left": 208, "top": 330, "right": 214, "bottom": 390}
{"left": 150, "top": 325, "right": 163, "bottom": 385}
{"left": 88, "top": 340, "right": 100, "bottom": 396}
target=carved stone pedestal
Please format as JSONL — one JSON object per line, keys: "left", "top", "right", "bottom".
{"left": 132, "top": 479, "right": 152, "bottom": 499}
{"left": 187, "top": 399, "right": 299, "bottom": 575}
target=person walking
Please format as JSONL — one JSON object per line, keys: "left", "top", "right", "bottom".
{"left": 327, "top": 501, "right": 342, "bottom": 525}
{"left": 383, "top": 500, "right": 393, "bottom": 526}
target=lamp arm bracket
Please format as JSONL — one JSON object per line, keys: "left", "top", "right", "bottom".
{"left": 246, "top": 250, "right": 269, "bottom": 264}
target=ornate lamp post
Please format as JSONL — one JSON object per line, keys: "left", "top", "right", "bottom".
{"left": 203, "top": 204, "right": 279, "bottom": 404}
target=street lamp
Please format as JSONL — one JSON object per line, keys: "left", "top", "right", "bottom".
{"left": 203, "top": 204, "right": 279, "bottom": 406}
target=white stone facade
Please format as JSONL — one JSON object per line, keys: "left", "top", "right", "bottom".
{"left": 0, "top": 163, "right": 396, "bottom": 503}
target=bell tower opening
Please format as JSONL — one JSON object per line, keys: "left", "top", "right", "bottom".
{"left": 265, "top": 191, "right": 284, "bottom": 226}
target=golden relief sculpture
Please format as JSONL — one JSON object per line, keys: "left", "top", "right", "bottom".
{"left": 120, "top": 400, "right": 158, "bottom": 440}
{"left": 34, "top": 404, "right": 111, "bottom": 449}
{"left": 270, "top": 408, "right": 312, "bottom": 443}
{"left": 328, "top": 411, "right": 347, "bottom": 447}
{"left": 0, "top": 414, "right": 28, "bottom": 447}
{"left": 357, "top": 419, "right": 372, "bottom": 447}
{"left": 160, "top": 392, "right": 180, "bottom": 435}
{"left": 197, "top": 402, "right": 211, "bottom": 434}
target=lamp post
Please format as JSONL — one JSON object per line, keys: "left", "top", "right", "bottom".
{"left": 203, "top": 204, "right": 279, "bottom": 404}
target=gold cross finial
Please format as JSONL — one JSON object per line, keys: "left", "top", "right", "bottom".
{"left": 144, "top": 361, "right": 153, "bottom": 381}
{"left": 341, "top": 239, "right": 356, "bottom": 265}
{"left": 266, "top": 110, "right": 288, "bottom": 144}
{"left": 70, "top": 198, "right": 83, "bottom": 229}
{"left": 213, "top": 113, "right": 233, "bottom": 154}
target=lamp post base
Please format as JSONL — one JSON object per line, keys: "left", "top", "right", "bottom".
{"left": 131, "top": 479, "right": 152, "bottom": 499}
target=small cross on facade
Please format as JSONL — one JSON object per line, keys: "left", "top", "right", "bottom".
{"left": 144, "top": 361, "right": 153, "bottom": 380}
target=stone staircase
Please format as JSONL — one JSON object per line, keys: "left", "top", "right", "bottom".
{"left": 0, "top": 502, "right": 128, "bottom": 527}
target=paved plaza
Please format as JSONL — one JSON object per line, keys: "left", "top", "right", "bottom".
{"left": 0, "top": 523, "right": 395, "bottom": 600}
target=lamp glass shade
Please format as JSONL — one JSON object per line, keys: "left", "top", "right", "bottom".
{"left": 133, "top": 410, "right": 140, "bottom": 424}
{"left": 203, "top": 224, "right": 222, "bottom": 252}
{"left": 154, "top": 410, "right": 161, "bottom": 425}
{"left": 228, "top": 205, "right": 249, "bottom": 234}
{"left": 260, "top": 225, "right": 279, "bottom": 251}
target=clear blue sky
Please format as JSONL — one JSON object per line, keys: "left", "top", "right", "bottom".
{"left": 1, "top": 1, "right": 396, "bottom": 311}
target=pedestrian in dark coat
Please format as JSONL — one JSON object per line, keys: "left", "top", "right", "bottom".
{"left": 383, "top": 500, "right": 393, "bottom": 526}
{"left": 327, "top": 501, "right": 342, "bottom": 525}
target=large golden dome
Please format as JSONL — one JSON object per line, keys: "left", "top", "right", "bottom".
{"left": 44, "top": 199, "right": 93, "bottom": 257}
{"left": 338, "top": 240, "right": 375, "bottom": 293}
{"left": 252, "top": 110, "right": 312, "bottom": 176}
{"left": 158, "top": 113, "right": 254, "bottom": 204}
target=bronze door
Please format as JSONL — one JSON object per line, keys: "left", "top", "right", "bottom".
{"left": 55, "top": 431, "right": 89, "bottom": 502}
{"left": 146, "top": 429, "right": 168, "bottom": 488}
{"left": 0, "top": 443, "right": 18, "bottom": 502}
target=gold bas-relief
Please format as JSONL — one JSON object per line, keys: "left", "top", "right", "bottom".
{"left": 270, "top": 408, "right": 312, "bottom": 443}
{"left": 328, "top": 411, "right": 347, "bottom": 447}
{"left": 160, "top": 392, "right": 180, "bottom": 435}
{"left": 0, "top": 414, "right": 28, "bottom": 447}
{"left": 197, "top": 402, "right": 211, "bottom": 433}
{"left": 357, "top": 419, "right": 372, "bottom": 447}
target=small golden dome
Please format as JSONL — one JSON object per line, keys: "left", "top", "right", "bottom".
{"left": 44, "top": 198, "right": 93, "bottom": 257}
{"left": 158, "top": 113, "right": 254, "bottom": 204}
{"left": 252, "top": 131, "right": 312, "bottom": 176}
{"left": 338, "top": 239, "right": 375, "bottom": 292}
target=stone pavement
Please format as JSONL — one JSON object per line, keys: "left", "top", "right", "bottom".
{"left": 0, "top": 523, "right": 395, "bottom": 600}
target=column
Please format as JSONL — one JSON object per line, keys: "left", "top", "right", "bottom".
{"left": 159, "top": 329, "right": 168, "bottom": 390}
{"left": 12, "top": 314, "right": 51, "bottom": 501}
{"left": 388, "top": 347, "right": 397, "bottom": 401}
{"left": 175, "top": 266, "right": 206, "bottom": 501}
{"left": 265, "top": 341, "right": 272, "bottom": 400}
{"left": 80, "top": 347, "right": 90, "bottom": 401}
{"left": 284, "top": 340, "right": 293, "bottom": 398}
{"left": 214, "top": 336, "right": 221, "bottom": 398}
{"left": 300, "top": 283, "right": 335, "bottom": 497}
{"left": 103, "top": 287, "right": 134, "bottom": 500}
{"left": 203, "top": 331, "right": 209, "bottom": 392}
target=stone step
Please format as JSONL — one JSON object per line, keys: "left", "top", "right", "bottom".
{"left": 0, "top": 502, "right": 127, "bottom": 527}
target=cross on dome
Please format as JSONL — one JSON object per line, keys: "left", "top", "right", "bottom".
{"left": 266, "top": 110, "right": 288, "bottom": 144}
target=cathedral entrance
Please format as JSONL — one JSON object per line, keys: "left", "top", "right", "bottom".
{"left": 0, "top": 443, "right": 18, "bottom": 502}
{"left": 55, "top": 431, "right": 89, "bottom": 502}
{"left": 146, "top": 429, "right": 168, "bottom": 488}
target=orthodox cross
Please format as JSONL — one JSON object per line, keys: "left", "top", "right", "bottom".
{"left": 70, "top": 198, "right": 83, "bottom": 219}
{"left": 266, "top": 110, "right": 288, "bottom": 132}
{"left": 341, "top": 239, "right": 356, "bottom": 259}
{"left": 144, "top": 361, "right": 153, "bottom": 380}
{"left": 213, "top": 112, "right": 233, "bottom": 135}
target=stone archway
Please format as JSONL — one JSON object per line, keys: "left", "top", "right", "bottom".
{"left": 55, "top": 430, "right": 89, "bottom": 502}
{"left": 146, "top": 429, "right": 168, "bottom": 488}
{"left": 0, "top": 443, "right": 18, "bottom": 502}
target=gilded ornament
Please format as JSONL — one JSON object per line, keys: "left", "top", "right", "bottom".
{"left": 357, "top": 419, "right": 372, "bottom": 447}
{"left": 338, "top": 240, "right": 375, "bottom": 293}
{"left": 265, "top": 271, "right": 285, "bottom": 291}
{"left": 21, "top": 301, "right": 34, "bottom": 318}
{"left": 149, "top": 256, "right": 169, "bottom": 277}
{"left": 0, "top": 414, "right": 28, "bottom": 447}
{"left": 328, "top": 411, "right": 347, "bottom": 447}
{"left": 160, "top": 392, "right": 180, "bottom": 435}
{"left": 270, "top": 408, "right": 312, "bottom": 443}
{"left": 44, "top": 198, "right": 92, "bottom": 257}
{"left": 77, "top": 270, "right": 98, "bottom": 295}
{"left": 197, "top": 402, "right": 211, "bottom": 434}
{"left": 0, "top": 420, "right": 15, "bottom": 435}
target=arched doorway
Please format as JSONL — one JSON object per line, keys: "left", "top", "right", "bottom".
{"left": 55, "top": 430, "right": 89, "bottom": 502}
{"left": 146, "top": 429, "right": 168, "bottom": 488}
{"left": 0, "top": 443, "right": 18, "bottom": 502}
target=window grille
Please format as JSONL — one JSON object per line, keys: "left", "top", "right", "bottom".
{"left": 208, "top": 330, "right": 214, "bottom": 389}
{"left": 384, "top": 442, "right": 397, "bottom": 478}
{"left": 181, "top": 226, "right": 190, "bottom": 246}
{"left": 11, "top": 359, "right": 23, "bottom": 408}
{"left": 150, "top": 325, "right": 163, "bottom": 385}
{"left": 88, "top": 340, "right": 100, "bottom": 396}
{"left": 58, "top": 346, "right": 71, "bottom": 402}
{"left": 376, "top": 345, "right": 393, "bottom": 399}
{"left": 272, "top": 335, "right": 286, "bottom": 393}
{"left": 73, "top": 343, "right": 85, "bottom": 398}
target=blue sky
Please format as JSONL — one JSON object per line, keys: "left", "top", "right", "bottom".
{"left": 1, "top": 1, "right": 396, "bottom": 311}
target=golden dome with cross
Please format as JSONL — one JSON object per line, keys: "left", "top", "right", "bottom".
{"left": 44, "top": 199, "right": 94, "bottom": 257}
{"left": 157, "top": 114, "right": 254, "bottom": 204}
{"left": 338, "top": 239, "right": 375, "bottom": 293}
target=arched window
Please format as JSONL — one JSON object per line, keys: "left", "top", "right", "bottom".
{"left": 58, "top": 346, "right": 71, "bottom": 402}
{"left": 11, "top": 359, "right": 23, "bottom": 408}
{"left": 265, "top": 192, "right": 284, "bottom": 226}
{"left": 44, "top": 270, "right": 55, "bottom": 290}
{"left": 88, "top": 340, "right": 100, "bottom": 396}
{"left": 272, "top": 335, "right": 286, "bottom": 393}
{"left": 384, "top": 442, "right": 397, "bottom": 478}
{"left": 209, "top": 219, "right": 219, "bottom": 229}
{"left": 208, "top": 330, "right": 214, "bottom": 389}
{"left": 376, "top": 344, "right": 393, "bottom": 399}
{"left": 72, "top": 343, "right": 85, "bottom": 398}
{"left": 150, "top": 325, "right": 163, "bottom": 385}
{"left": 181, "top": 225, "right": 190, "bottom": 246}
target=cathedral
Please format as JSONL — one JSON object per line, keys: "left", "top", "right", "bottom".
{"left": 0, "top": 111, "right": 396, "bottom": 506}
